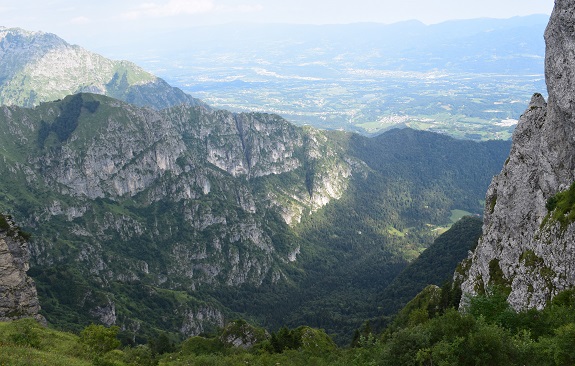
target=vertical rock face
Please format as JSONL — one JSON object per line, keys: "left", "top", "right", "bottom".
{"left": 180, "top": 307, "right": 225, "bottom": 337}
{"left": 459, "top": 0, "right": 575, "bottom": 310}
{"left": 0, "top": 215, "right": 43, "bottom": 321}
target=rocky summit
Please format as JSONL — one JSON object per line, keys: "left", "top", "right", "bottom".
{"left": 0, "top": 27, "right": 204, "bottom": 109}
{"left": 458, "top": 0, "right": 575, "bottom": 310}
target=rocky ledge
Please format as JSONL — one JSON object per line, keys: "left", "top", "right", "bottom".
{"left": 0, "top": 214, "right": 44, "bottom": 322}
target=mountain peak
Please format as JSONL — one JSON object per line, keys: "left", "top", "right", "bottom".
{"left": 0, "top": 26, "right": 204, "bottom": 110}
{"left": 458, "top": 0, "right": 575, "bottom": 310}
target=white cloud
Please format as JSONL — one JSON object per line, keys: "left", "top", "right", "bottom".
{"left": 124, "top": 0, "right": 216, "bottom": 19}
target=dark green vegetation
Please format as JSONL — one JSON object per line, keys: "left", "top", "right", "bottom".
{"left": 0, "top": 93, "right": 510, "bottom": 345}
{"left": 378, "top": 216, "right": 483, "bottom": 316}
{"left": 543, "top": 181, "right": 575, "bottom": 230}
{"left": 4, "top": 287, "right": 575, "bottom": 365}
{"left": 0, "top": 213, "right": 31, "bottom": 241}
{"left": 200, "top": 132, "right": 508, "bottom": 344}
{"left": 37, "top": 94, "right": 100, "bottom": 147}
{"left": 488, "top": 259, "right": 512, "bottom": 294}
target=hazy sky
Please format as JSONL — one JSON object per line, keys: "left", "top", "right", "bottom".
{"left": 0, "top": 0, "right": 554, "bottom": 50}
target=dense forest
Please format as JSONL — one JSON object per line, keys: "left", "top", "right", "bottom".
{"left": 4, "top": 215, "right": 575, "bottom": 365}
{"left": 3, "top": 285, "right": 575, "bottom": 365}
{"left": 0, "top": 93, "right": 511, "bottom": 346}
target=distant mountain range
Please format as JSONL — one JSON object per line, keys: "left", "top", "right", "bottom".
{"left": 102, "top": 15, "right": 549, "bottom": 75}
{"left": 0, "top": 27, "right": 204, "bottom": 109}
{"left": 103, "top": 15, "right": 548, "bottom": 138}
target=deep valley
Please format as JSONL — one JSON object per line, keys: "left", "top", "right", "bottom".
{"left": 4, "top": 3, "right": 575, "bottom": 365}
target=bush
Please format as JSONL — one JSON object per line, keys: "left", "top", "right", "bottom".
{"left": 9, "top": 318, "right": 42, "bottom": 349}
{"left": 80, "top": 324, "right": 121, "bottom": 356}
{"left": 123, "top": 345, "right": 157, "bottom": 366}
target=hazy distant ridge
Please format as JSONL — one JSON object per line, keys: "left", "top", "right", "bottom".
{"left": 0, "top": 26, "right": 204, "bottom": 109}
{"left": 114, "top": 15, "right": 548, "bottom": 138}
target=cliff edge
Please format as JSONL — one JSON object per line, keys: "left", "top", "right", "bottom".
{"left": 458, "top": 0, "right": 575, "bottom": 310}
{"left": 0, "top": 214, "right": 43, "bottom": 322}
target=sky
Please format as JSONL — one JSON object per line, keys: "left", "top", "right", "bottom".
{"left": 0, "top": 0, "right": 554, "bottom": 51}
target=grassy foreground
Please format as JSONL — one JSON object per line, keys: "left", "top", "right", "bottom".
{"left": 3, "top": 286, "right": 575, "bottom": 366}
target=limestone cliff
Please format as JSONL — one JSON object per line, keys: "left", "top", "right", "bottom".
{"left": 459, "top": 0, "right": 575, "bottom": 310}
{"left": 0, "top": 91, "right": 362, "bottom": 335}
{"left": 0, "top": 214, "right": 42, "bottom": 322}
{"left": 14, "top": 94, "right": 358, "bottom": 288}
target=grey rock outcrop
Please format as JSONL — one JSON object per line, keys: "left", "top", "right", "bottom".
{"left": 459, "top": 0, "right": 575, "bottom": 310}
{"left": 0, "top": 91, "right": 358, "bottom": 289}
{"left": 219, "top": 319, "right": 269, "bottom": 349}
{"left": 0, "top": 215, "right": 43, "bottom": 322}
{"left": 0, "top": 90, "right": 362, "bottom": 335}
{"left": 180, "top": 307, "right": 224, "bottom": 337}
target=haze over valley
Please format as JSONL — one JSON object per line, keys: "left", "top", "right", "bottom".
{"left": 101, "top": 16, "right": 549, "bottom": 140}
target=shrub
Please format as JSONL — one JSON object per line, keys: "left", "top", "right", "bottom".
{"left": 80, "top": 324, "right": 121, "bottom": 356}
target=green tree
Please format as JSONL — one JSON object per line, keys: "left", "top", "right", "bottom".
{"left": 122, "top": 345, "right": 157, "bottom": 366}
{"left": 549, "top": 323, "right": 575, "bottom": 366}
{"left": 80, "top": 324, "right": 121, "bottom": 356}
{"left": 149, "top": 332, "right": 175, "bottom": 356}
{"left": 462, "top": 320, "right": 514, "bottom": 366}
{"left": 467, "top": 287, "right": 513, "bottom": 326}
{"left": 270, "top": 327, "right": 301, "bottom": 353}
{"left": 383, "top": 326, "right": 430, "bottom": 365}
